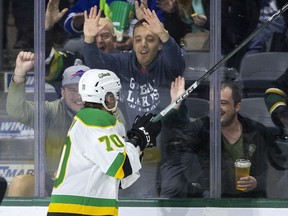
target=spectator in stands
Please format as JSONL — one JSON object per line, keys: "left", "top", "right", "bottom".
{"left": 45, "top": 0, "right": 70, "bottom": 50}
{"left": 160, "top": 76, "right": 287, "bottom": 198}
{"left": 158, "top": 0, "right": 262, "bottom": 69}
{"left": 11, "top": 0, "right": 34, "bottom": 49}
{"left": 6, "top": 51, "right": 89, "bottom": 196}
{"left": 157, "top": 0, "right": 208, "bottom": 46}
{"left": 5, "top": 51, "right": 125, "bottom": 196}
{"left": 246, "top": 0, "right": 288, "bottom": 54}
{"left": 83, "top": 5, "right": 184, "bottom": 198}
{"left": 64, "top": 0, "right": 163, "bottom": 36}
{"left": 218, "top": 0, "right": 263, "bottom": 68}
{"left": 83, "top": 6, "right": 185, "bottom": 127}
{"left": 11, "top": 0, "right": 71, "bottom": 49}
{"left": 45, "top": 0, "right": 119, "bottom": 97}
{"left": 62, "top": 0, "right": 163, "bottom": 51}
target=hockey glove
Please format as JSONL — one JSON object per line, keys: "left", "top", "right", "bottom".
{"left": 127, "top": 113, "right": 162, "bottom": 151}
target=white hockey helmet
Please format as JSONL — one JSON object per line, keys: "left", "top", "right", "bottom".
{"left": 79, "top": 69, "right": 121, "bottom": 111}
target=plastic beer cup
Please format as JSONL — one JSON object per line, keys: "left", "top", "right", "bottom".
{"left": 234, "top": 159, "right": 251, "bottom": 190}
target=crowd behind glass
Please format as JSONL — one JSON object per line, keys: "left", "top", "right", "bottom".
{"left": 1, "top": 0, "right": 288, "bottom": 199}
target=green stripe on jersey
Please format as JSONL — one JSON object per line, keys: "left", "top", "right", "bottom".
{"left": 76, "top": 108, "right": 117, "bottom": 127}
{"left": 265, "top": 91, "right": 287, "bottom": 113}
{"left": 50, "top": 194, "right": 118, "bottom": 207}
{"left": 106, "top": 152, "right": 126, "bottom": 178}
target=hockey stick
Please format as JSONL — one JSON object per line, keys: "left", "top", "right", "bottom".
{"left": 151, "top": 3, "right": 288, "bottom": 123}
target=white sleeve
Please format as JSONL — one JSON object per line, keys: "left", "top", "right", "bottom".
{"left": 120, "top": 142, "right": 142, "bottom": 189}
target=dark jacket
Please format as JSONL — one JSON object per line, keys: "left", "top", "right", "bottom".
{"left": 161, "top": 104, "right": 287, "bottom": 198}
{"left": 83, "top": 37, "right": 185, "bottom": 127}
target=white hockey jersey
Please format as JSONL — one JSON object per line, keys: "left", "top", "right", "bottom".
{"left": 47, "top": 108, "right": 142, "bottom": 216}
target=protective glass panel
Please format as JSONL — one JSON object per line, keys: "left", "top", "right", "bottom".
{"left": 1, "top": 0, "right": 36, "bottom": 197}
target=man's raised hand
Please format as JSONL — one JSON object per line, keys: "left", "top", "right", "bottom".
{"left": 83, "top": 6, "right": 105, "bottom": 43}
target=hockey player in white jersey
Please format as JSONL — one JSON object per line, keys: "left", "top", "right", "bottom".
{"left": 47, "top": 69, "right": 162, "bottom": 216}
